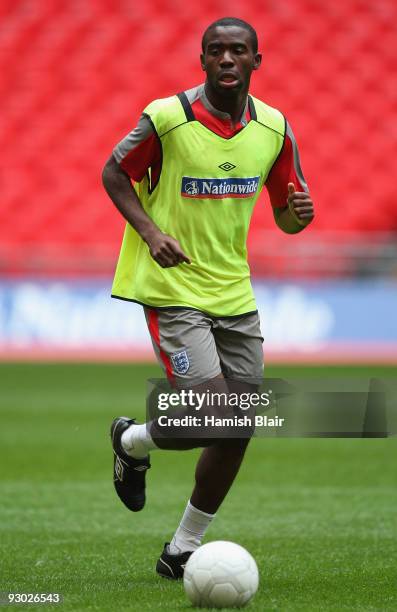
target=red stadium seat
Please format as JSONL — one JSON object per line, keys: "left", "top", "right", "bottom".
{"left": 0, "top": 0, "right": 396, "bottom": 275}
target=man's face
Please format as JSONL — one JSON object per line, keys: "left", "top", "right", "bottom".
{"left": 201, "top": 26, "right": 262, "bottom": 95}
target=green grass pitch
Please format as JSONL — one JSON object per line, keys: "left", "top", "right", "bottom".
{"left": 1, "top": 363, "right": 396, "bottom": 611}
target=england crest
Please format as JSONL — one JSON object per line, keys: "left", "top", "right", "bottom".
{"left": 171, "top": 350, "right": 190, "bottom": 374}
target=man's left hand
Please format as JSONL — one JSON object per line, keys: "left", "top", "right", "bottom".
{"left": 287, "top": 182, "right": 314, "bottom": 226}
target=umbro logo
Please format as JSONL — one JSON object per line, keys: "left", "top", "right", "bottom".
{"left": 218, "top": 161, "right": 236, "bottom": 171}
{"left": 114, "top": 455, "right": 124, "bottom": 480}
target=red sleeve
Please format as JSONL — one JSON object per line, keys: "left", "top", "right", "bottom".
{"left": 265, "top": 121, "right": 308, "bottom": 208}
{"left": 112, "top": 114, "right": 161, "bottom": 184}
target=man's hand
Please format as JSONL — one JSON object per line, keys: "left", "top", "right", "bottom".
{"left": 146, "top": 230, "right": 191, "bottom": 268}
{"left": 287, "top": 183, "right": 314, "bottom": 226}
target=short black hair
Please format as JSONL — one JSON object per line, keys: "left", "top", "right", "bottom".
{"left": 202, "top": 17, "right": 258, "bottom": 54}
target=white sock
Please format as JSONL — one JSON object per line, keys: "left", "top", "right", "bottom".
{"left": 168, "top": 501, "right": 215, "bottom": 555}
{"left": 121, "top": 422, "right": 158, "bottom": 459}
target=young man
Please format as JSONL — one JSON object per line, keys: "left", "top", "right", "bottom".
{"left": 102, "top": 17, "right": 314, "bottom": 579}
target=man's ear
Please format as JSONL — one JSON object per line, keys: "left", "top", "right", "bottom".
{"left": 253, "top": 53, "right": 262, "bottom": 71}
{"left": 200, "top": 53, "right": 206, "bottom": 71}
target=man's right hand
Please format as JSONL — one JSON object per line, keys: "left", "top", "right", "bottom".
{"left": 146, "top": 230, "right": 191, "bottom": 268}
{"left": 101, "top": 156, "right": 190, "bottom": 268}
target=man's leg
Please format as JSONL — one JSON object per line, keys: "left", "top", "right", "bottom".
{"left": 162, "top": 313, "right": 265, "bottom": 560}
{"left": 115, "top": 374, "right": 253, "bottom": 565}
{"left": 182, "top": 313, "right": 264, "bottom": 516}
{"left": 161, "top": 437, "right": 250, "bottom": 568}
{"left": 165, "top": 377, "right": 257, "bottom": 560}
{"left": 190, "top": 437, "right": 250, "bottom": 514}
{"left": 111, "top": 308, "right": 262, "bottom": 578}
{"left": 111, "top": 308, "right": 223, "bottom": 515}
{"left": 148, "top": 373, "right": 253, "bottom": 558}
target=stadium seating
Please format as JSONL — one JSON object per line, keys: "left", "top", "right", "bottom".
{"left": 1, "top": 0, "right": 396, "bottom": 275}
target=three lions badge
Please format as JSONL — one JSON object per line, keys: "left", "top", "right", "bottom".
{"left": 171, "top": 350, "right": 190, "bottom": 374}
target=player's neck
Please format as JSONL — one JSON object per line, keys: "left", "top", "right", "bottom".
{"left": 204, "top": 82, "right": 248, "bottom": 126}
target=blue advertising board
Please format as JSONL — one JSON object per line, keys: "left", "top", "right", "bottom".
{"left": 0, "top": 279, "right": 396, "bottom": 360}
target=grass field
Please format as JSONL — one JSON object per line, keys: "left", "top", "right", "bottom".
{"left": 1, "top": 363, "right": 396, "bottom": 611}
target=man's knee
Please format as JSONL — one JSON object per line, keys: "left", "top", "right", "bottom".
{"left": 212, "top": 436, "right": 251, "bottom": 454}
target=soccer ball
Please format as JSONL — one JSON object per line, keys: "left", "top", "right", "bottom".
{"left": 183, "top": 541, "right": 259, "bottom": 608}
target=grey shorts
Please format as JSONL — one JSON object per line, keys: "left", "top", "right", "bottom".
{"left": 144, "top": 307, "right": 264, "bottom": 386}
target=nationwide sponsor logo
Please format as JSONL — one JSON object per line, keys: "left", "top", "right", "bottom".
{"left": 181, "top": 176, "right": 260, "bottom": 199}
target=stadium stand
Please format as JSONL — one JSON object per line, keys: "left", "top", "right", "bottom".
{"left": 1, "top": 0, "right": 396, "bottom": 276}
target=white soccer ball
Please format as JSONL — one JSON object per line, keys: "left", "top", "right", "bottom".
{"left": 183, "top": 541, "right": 259, "bottom": 608}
